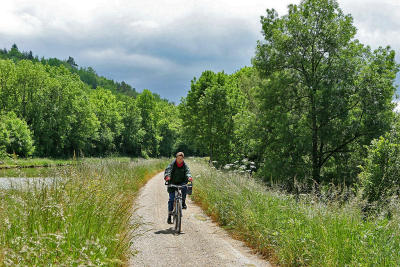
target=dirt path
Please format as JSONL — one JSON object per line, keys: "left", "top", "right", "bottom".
{"left": 129, "top": 172, "right": 271, "bottom": 267}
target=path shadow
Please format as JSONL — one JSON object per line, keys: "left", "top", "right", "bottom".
{"left": 154, "top": 228, "right": 184, "bottom": 235}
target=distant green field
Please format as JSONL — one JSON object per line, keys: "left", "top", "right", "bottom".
{"left": 0, "top": 157, "right": 168, "bottom": 265}
{"left": 0, "top": 157, "right": 79, "bottom": 169}
{"left": 0, "top": 157, "right": 136, "bottom": 178}
{"left": 189, "top": 159, "right": 400, "bottom": 266}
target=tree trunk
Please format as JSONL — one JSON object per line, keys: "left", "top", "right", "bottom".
{"left": 311, "top": 94, "right": 320, "bottom": 184}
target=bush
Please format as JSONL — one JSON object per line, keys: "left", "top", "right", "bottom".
{"left": 0, "top": 145, "right": 8, "bottom": 159}
{"left": 359, "top": 136, "right": 400, "bottom": 206}
{"left": 0, "top": 112, "right": 35, "bottom": 157}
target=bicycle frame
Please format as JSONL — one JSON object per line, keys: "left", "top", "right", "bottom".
{"left": 166, "top": 183, "right": 192, "bottom": 233}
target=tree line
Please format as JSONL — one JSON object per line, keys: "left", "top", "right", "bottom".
{"left": 0, "top": 44, "right": 138, "bottom": 97}
{"left": 0, "top": 46, "right": 183, "bottom": 158}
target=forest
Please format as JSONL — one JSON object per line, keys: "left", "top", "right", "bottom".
{"left": 0, "top": 44, "right": 183, "bottom": 159}
{"left": 1, "top": 0, "right": 399, "bottom": 209}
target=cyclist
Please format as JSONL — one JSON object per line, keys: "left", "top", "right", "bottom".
{"left": 164, "top": 152, "right": 193, "bottom": 224}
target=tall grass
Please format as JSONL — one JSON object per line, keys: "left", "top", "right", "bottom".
{"left": 0, "top": 158, "right": 167, "bottom": 266}
{"left": 189, "top": 159, "right": 400, "bottom": 266}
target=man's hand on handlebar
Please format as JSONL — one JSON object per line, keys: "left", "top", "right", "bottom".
{"left": 165, "top": 176, "right": 171, "bottom": 181}
{"left": 188, "top": 177, "right": 193, "bottom": 182}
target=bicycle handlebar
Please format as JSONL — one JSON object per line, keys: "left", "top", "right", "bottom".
{"left": 165, "top": 182, "right": 192, "bottom": 189}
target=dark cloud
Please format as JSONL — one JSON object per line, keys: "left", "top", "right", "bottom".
{"left": 0, "top": 0, "right": 399, "bottom": 103}
{"left": 0, "top": 2, "right": 262, "bottom": 103}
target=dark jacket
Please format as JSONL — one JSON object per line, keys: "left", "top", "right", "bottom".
{"left": 164, "top": 159, "right": 192, "bottom": 186}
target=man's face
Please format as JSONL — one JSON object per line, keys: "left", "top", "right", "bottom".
{"left": 176, "top": 156, "right": 184, "bottom": 164}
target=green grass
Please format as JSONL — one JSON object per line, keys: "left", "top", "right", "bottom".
{"left": 0, "top": 157, "right": 168, "bottom": 266}
{"left": 0, "top": 157, "right": 80, "bottom": 169}
{"left": 189, "top": 159, "right": 400, "bottom": 266}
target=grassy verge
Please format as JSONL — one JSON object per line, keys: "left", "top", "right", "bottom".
{"left": 0, "top": 157, "right": 168, "bottom": 266}
{"left": 189, "top": 159, "right": 400, "bottom": 266}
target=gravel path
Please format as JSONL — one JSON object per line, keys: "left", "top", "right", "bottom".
{"left": 129, "top": 172, "right": 271, "bottom": 267}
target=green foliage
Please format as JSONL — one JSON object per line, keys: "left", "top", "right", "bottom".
{"left": 89, "top": 88, "right": 124, "bottom": 155}
{"left": 0, "top": 59, "right": 18, "bottom": 113}
{"left": 137, "top": 89, "right": 159, "bottom": 157}
{"left": 0, "top": 46, "right": 180, "bottom": 158}
{"left": 0, "top": 111, "right": 34, "bottom": 157}
{"left": 252, "top": 0, "right": 398, "bottom": 187}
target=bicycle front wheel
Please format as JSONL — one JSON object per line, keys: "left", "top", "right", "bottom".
{"left": 175, "top": 201, "right": 182, "bottom": 233}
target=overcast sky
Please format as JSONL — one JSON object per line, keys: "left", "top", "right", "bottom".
{"left": 1, "top": 0, "right": 399, "bottom": 103}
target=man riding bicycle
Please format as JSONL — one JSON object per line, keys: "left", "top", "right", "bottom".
{"left": 164, "top": 152, "right": 193, "bottom": 224}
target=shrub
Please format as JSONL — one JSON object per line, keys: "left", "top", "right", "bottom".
{"left": 359, "top": 136, "right": 400, "bottom": 206}
{"left": 0, "top": 112, "right": 35, "bottom": 157}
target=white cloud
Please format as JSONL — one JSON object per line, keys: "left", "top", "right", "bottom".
{"left": 129, "top": 20, "right": 160, "bottom": 32}
{"left": 340, "top": 0, "right": 400, "bottom": 50}
{"left": 2, "top": 0, "right": 398, "bottom": 50}
{"left": 0, "top": 0, "right": 297, "bottom": 37}
{"left": 393, "top": 100, "right": 400, "bottom": 113}
{"left": 0, "top": 2, "right": 42, "bottom": 36}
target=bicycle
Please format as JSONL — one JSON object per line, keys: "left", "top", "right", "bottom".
{"left": 165, "top": 182, "right": 192, "bottom": 234}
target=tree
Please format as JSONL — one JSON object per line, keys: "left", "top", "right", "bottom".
{"left": 119, "top": 96, "right": 144, "bottom": 155}
{"left": 78, "top": 67, "right": 98, "bottom": 88}
{"left": 137, "top": 89, "right": 159, "bottom": 157}
{"left": 66, "top": 56, "right": 78, "bottom": 69}
{"left": 180, "top": 71, "right": 216, "bottom": 156}
{"left": 157, "top": 101, "right": 181, "bottom": 157}
{"left": 0, "top": 60, "right": 17, "bottom": 112}
{"left": 117, "top": 81, "right": 137, "bottom": 97}
{"left": 8, "top": 44, "right": 23, "bottom": 61}
{"left": 15, "top": 60, "right": 48, "bottom": 121}
{"left": 230, "top": 67, "right": 264, "bottom": 162}
{"left": 89, "top": 88, "right": 124, "bottom": 155}
{"left": 64, "top": 86, "right": 99, "bottom": 156}
{"left": 27, "top": 64, "right": 100, "bottom": 157}
{"left": 253, "top": 0, "right": 398, "bottom": 187}
{"left": 180, "top": 71, "right": 236, "bottom": 165}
